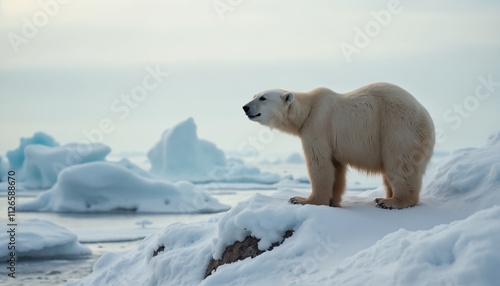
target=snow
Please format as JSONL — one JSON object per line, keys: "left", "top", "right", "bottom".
{"left": 19, "top": 161, "right": 230, "bottom": 213}
{"left": 21, "top": 143, "right": 111, "bottom": 189}
{"left": 309, "top": 206, "right": 500, "bottom": 285}
{"left": 148, "top": 118, "right": 283, "bottom": 184}
{"left": 422, "top": 143, "right": 500, "bottom": 211}
{"left": 70, "top": 130, "right": 500, "bottom": 286}
{"left": 6, "top": 131, "right": 59, "bottom": 171}
{"left": 0, "top": 219, "right": 91, "bottom": 259}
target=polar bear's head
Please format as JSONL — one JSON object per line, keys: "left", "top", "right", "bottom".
{"left": 243, "top": 89, "right": 294, "bottom": 127}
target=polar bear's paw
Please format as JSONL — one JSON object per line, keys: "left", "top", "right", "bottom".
{"left": 375, "top": 198, "right": 416, "bottom": 210}
{"left": 375, "top": 198, "right": 394, "bottom": 210}
{"left": 289, "top": 196, "right": 308, "bottom": 205}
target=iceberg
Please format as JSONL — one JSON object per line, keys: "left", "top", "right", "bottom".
{"left": 148, "top": 118, "right": 282, "bottom": 184}
{"left": 148, "top": 118, "right": 226, "bottom": 181}
{"left": 22, "top": 143, "right": 111, "bottom": 189}
{"left": 0, "top": 219, "right": 91, "bottom": 260}
{"left": 19, "top": 161, "right": 230, "bottom": 213}
{"left": 6, "top": 131, "right": 59, "bottom": 171}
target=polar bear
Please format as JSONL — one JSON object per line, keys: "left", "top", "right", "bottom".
{"left": 243, "top": 83, "right": 435, "bottom": 209}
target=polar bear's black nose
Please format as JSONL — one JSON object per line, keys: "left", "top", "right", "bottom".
{"left": 243, "top": 105, "right": 250, "bottom": 112}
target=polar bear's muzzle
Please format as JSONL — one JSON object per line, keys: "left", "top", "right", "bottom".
{"left": 242, "top": 105, "right": 261, "bottom": 120}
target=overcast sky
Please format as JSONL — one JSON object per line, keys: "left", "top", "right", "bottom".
{"left": 1, "top": 0, "right": 499, "bottom": 158}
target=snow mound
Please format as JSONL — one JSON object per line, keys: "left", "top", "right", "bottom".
{"left": 22, "top": 143, "right": 111, "bottom": 189}
{"left": 70, "top": 187, "right": 486, "bottom": 286}
{"left": 148, "top": 118, "right": 282, "bottom": 184}
{"left": 316, "top": 206, "right": 500, "bottom": 285}
{"left": 19, "top": 161, "right": 230, "bottom": 213}
{"left": 6, "top": 132, "right": 59, "bottom": 171}
{"left": 0, "top": 219, "right": 91, "bottom": 259}
{"left": 422, "top": 130, "right": 500, "bottom": 211}
{"left": 285, "top": 152, "right": 305, "bottom": 164}
{"left": 68, "top": 219, "right": 217, "bottom": 286}
{"left": 212, "top": 193, "right": 302, "bottom": 259}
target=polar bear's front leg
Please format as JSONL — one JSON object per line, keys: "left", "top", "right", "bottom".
{"left": 290, "top": 145, "right": 334, "bottom": 206}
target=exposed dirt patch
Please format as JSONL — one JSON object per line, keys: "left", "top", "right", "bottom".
{"left": 204, "top": 230, "right": 293, "bottom": 278}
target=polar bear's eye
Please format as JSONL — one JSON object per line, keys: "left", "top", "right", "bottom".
{"left": 259, "top": 97, "right": 266, "bottom": 101}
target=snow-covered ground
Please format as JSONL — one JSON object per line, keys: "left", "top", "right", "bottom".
{"left": 18, "top": 161, "right": 230, "bottom": 213}
{"left": 0, "top": 219, "right": 91, "bottom": 260}
{"left": 70, "top": 131, "right": 500, "bottom": 286}
{"left": 308, "top": 206, "right": 500, "bottom": 285}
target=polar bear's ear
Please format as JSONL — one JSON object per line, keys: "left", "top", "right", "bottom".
{"left": 281, "top": 92, "right": 294, "bottom": 104}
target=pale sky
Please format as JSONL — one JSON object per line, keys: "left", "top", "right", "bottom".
{"left": 1, "top": 0, "right": 499, "bottom": 158}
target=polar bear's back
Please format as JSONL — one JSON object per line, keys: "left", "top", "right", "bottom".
{"left": 314, "top": 83, "right": 434, "bottom": 170}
